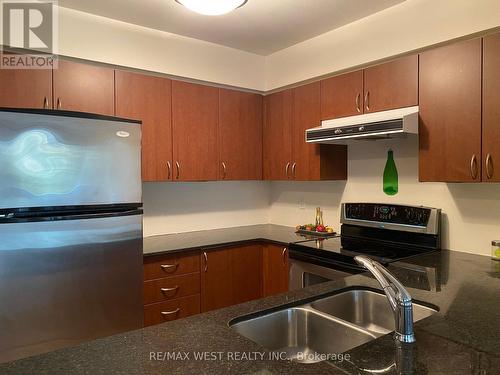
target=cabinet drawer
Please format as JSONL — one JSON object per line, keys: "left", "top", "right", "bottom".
{"left": 144, "top": 253, "right": 200, "bottom": 280}
{"left": 144, "top": 294, "right": 200, "bottom": 327}
{"left": 143, "top": 273, "right": 200, "bottom": 304}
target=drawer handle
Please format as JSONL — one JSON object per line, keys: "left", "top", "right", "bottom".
{"left": 160, "top": 286, "right": 179, "bottom": 294}
{"left": 161, "top": 308, "right": 180, "bottom": 317}
{"left": 160, "top": 264, "right": 179, "bottom": 272}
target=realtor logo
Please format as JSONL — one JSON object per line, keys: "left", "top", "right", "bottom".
{"left": 1, "top": 0, "right": 58, "bottom": 69}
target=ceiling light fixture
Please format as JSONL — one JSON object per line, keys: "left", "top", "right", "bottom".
{"left": 175, "top": 0, "right": 248, "bottom": 16}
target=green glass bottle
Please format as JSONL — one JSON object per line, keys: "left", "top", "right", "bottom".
{"left": 383, "top": 149, "right": 398, "bottom": 196}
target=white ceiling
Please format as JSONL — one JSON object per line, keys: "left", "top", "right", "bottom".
{"left": 58, "top": 0, "right": 405, "bottom": 55}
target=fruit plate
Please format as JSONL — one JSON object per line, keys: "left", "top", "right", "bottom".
{"left": 295, "top": 229, "right": 337, "bottom": 237}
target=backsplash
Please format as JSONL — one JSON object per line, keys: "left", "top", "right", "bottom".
{"left": 142, "top": 181, "right": 270, "bottom": 237}
{"left": 269, "top": 136, "right": 500, "bottom": 256}
{"left": 143, "top": 136, "right": 500, "bottom": 256}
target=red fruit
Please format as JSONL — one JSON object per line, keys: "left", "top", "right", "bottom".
{"left": 316, "top": 225, "right": 325, "bottom": 232}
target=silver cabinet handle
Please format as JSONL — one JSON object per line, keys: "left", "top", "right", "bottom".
{"left": 486, "top": 154, "right": 494, "bottom": 179}
{"left": 203, "top": 251, "right": 208, "bottom": 272}
{"left": 175, "top": 161, "right": 180, "bottom": 179}
{"left": 161, "top": 308, "right": 180, "bottom": 317}
{"left": 57, "top": 97, "right": 61, "bottom": 110}
{"left": 43, "top": 96, "right": 49, "bottom": 109}
{"left": 292, "top": 162, "right": 297, "bottom": 179}
{"left": 160, "top": 286, "right": 179, "bottom": 294}
{"left": 282, "top": 247, "right": 288, "bottom": 265}
{"left": 222, "top": 162, "right": 227, "bottom": 179}
{"left": 364, "top": 91, "right": 370, "bottom": 111}
{"left": 166, "top": 161, "right": 171, "bottom": 180}
{"left": 160, "top": 263, "right": 178, "bottom": 272}
{"left": 470, "top": 154, "right": 478, "bottom": 180}
{"left": 355, "top": 93, "right": 361, "bottom": 113}
{"left": 285, "top": 162, "right": 290, "bottom": 178}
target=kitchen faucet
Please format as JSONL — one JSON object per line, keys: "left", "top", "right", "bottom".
{"left": 354, "top": 255, "right": 416, "bottom": 343}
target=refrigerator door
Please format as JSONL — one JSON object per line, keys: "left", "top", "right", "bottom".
{"left": 0, "top": 109, "right": 141, "bottom": 210}
{"left": 0, "top": 212, "right": 143, "bottom": 363}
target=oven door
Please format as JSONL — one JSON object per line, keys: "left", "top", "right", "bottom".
{"left": 288, "top": 256, "right": 363, "bottom": 291}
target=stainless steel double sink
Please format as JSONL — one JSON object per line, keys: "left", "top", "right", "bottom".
{"left": 230, "top": 289, "right": 437, "bottom": 364}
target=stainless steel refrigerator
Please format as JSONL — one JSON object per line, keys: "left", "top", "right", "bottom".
{"left": 0, "top": 108, "right": 143, "bottom": 363}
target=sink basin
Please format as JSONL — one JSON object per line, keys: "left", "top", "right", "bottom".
{"left": 230, "top": 288, "right": 438, "bottom": 363}
{"left": 230, "top": 307, "right": 376, "bottom": 363}
{"left": 310, "top": 289, "right": 437, "bottom": 336}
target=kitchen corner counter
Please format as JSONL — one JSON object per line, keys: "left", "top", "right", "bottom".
{"left": 2, "top": 250, "right": 499, "bottom": 374}
{"left": 143, "top": 224, "right": 309, "bottom": 256}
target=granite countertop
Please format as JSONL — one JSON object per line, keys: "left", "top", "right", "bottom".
{"left": 143, "top": 224, "right": 314, "bottom": 256}
{"left": 2, "top": 249, "right": 499, "bottom": 374}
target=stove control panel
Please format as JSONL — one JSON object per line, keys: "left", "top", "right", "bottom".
{"left": 341, "top": 203, "right": 441, "bottom": 235}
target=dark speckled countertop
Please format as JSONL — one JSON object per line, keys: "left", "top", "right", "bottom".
{"left": 2, "top": 249, "right": 499, "bottom": 374}
{"left": 143, "top": 224, "right": 314, "bottom": 256}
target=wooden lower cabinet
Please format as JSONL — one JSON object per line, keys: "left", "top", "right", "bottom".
{"left": 143, "top": 253, "right": 200, "bottom": 281}
{"left": 144, "top": 295, "right": 200, "bottom": 326}
{"left": 143, "top": 273, "right": 200, "bottom": 304}
{"left": 262, "top": 244, "right": 289, "bottom": 297}
{"left": 143, "top": 242, "right": 289, "bottom": 325}
{"left": 201, "top": 243, "right": 263, "bottom": 312}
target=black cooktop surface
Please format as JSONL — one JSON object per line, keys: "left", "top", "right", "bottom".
{"left": 289, "top": 236, "right": 437, "bottom": 267}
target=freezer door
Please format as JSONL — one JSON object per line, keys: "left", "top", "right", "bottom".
{"left": 0, "top": 110, "right": 141, "bottom": 210}
{"left": 0, "top": 213, "right": 143, "bottom": 363}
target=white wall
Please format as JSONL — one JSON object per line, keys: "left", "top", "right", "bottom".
{"left": 142, "top": 181, "right": 270, "bottom": 237}
{"left": 58, "top": 7, "right": 266, "bottom": 91}
{"left": 268, "top": 137, "right": 500, "bottom": 256}
{"left": 265, "top": 0, "right": 500, "bottom": 89}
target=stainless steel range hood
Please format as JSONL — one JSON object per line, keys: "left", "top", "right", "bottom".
{"left": 306, "top": 106, "right": 419, "bottom": 144}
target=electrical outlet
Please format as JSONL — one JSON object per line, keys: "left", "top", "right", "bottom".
{"left": 298, "top": 198, "right": 306, "bottom": 210}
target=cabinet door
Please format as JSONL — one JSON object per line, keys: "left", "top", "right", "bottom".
{"left": 53, "top": 60, "right": 114, "bottom": 115}
{"left": 172, "top": 81, "right": 219, "bottom": 181}
{"left": 363, "top": 55, "right": 418, "bottom": 113}
{"left": 200, "top": 248, "right": 233, "bottom": 312}
{"left": 483, "top": 33, "right": 500, "bottom": 182}
{"left": 320, "top": 70, "right": 363, "bottom": 120}
{"left": 292, "top": 82, "right": 321, "bottom": 180}
{"left": 263, "top": 90, "right": 293, "bottom": 180}
{"left": 231, "top": 244, "right": 262, "bottom": 304}
{"left": 262, "top": 244, "right": 288, "bottom": 297}
{"left": 115, "top": 71, "right": 172, "bottom": 182}
{"left": 219, "top": 89, "right": 263, "bottom": 180}
{"left": 419, "top": 39, "right": 482, "bottom": 182}
{"left": 0, "top": 56, "right": 52, "bottom": 109}
{"left": 200, "top": 244, "right": 263, "bottom": 312}
{"left": 292, "top": 82, "right": 348, "bottom": 181}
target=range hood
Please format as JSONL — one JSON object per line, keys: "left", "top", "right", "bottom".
{"left": 306, "top": 106, "right": 419, "bottom": 144}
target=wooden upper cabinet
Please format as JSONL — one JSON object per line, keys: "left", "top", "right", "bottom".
{"left": 482, "top": 33, "right": 500, "bottom": 182}
{"left": 53, "top": 60, "right": 115, "bottom": 115}
{"left": 172, "top": 81, "right": 219, "bottom": 181}
{"left": 262, "top": 244, "right": 288, "bottom": 297}
{"left": 115, "top": 71, "right": 172, "bottom": 182}
{"left": 363, "top": 55, "right": 418, "bottom": 113}
{"left": 0, "top": 57, "right": 52, "bottom": 109}
{"left": 292, "top": 82, "right": 347, "bottom": 180}
{"left": 219, "top": 89, "right": 263, "bottom": 180}
{"left": 320, "top": 70, "right": 363, "bottom": 120}
{"left": 263, "top": 90, "right": 293, "bottom": 180}
{"left": 419, "top": 39, "right": 482, "bottom": 182}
